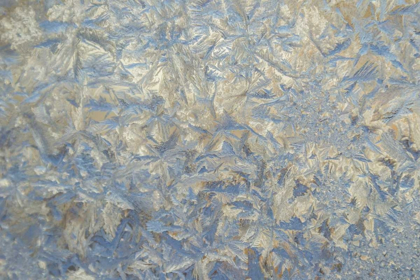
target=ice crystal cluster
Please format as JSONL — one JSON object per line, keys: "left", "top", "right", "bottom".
{"left": 1, "top": 0, "right": 420, "bottom": 279}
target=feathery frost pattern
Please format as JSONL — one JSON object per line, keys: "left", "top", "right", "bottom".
{"left": 1, "top": 0, "right": 420, "bottom": 279}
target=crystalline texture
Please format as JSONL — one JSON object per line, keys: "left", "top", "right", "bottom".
{"left": 0, "top": 0, "right": 420, "bottom": 279}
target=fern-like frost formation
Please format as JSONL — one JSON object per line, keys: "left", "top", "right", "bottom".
{"left": 1, "top": 0, "right": 420, "bottom": 279}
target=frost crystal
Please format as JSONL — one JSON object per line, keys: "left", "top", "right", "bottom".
{"left": 1, "top": 0, "right": 420, "bottom": 279}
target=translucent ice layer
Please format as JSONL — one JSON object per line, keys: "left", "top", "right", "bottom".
{"left": 1, "top": 0, "right": 420, "bottom": 279}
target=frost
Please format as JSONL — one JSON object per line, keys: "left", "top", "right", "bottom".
{"left": 1, "top": 0, "right": 420, "bottom": 279}
{"left": 0, "top": 7, "right": 42, "bottom": 50}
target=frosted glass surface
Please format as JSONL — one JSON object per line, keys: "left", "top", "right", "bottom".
{"left": 1, "top": 0, "right": 420, "bottom": 279}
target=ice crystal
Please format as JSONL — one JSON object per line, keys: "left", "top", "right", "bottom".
{"left": 1, "top": 0, "right": 420, "bottom": 279}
